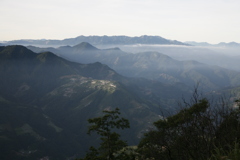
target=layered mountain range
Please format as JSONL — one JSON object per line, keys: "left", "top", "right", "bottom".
{"left": 0, "top": 45, "right": 191, "bottom": 159}
{"left": 1, "top": 41, "right": 240, "bottom": 159}
{"left": 28, "top": 42, "right": 240, "bottom": 92}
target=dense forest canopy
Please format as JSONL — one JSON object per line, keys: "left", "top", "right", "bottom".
{"left": 79, "top": 91, "right": 240, "bottom": 160}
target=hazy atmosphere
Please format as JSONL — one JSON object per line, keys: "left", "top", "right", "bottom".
{"left": 2, "top": 0, "right": 240, "bottom": 160}
{"left": 1, "top": 0, "right": 240, "bottom": 43}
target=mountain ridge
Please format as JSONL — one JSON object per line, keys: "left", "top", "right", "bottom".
{"left": 3, "top": 35, "right": 189, "bottom": 46}
{"left": 30, "top": 42, "right": 240, "bottom": 92}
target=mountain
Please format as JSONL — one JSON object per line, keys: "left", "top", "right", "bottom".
{"left": 116, "top": 43, "right": 240, "bottom": 72}
{"left": 114, "top": 52, "right": 240, "bottom": 91}
{"left": 72, "top": 42, "right": 99, "bottom": 51}
{"left": 0, "top": 45, "right": 191, "bottom": 159}
{"left": 109, "top": 52, "right": 240, "bottom": 92}
{"left": 4, "top": 35, "right": 189, "bottom": 46}
{"left": 30, "top": 42, "right": 240, "bottom": 92}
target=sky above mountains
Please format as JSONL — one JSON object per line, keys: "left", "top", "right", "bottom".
{"left": 1, "top": 0, "right": 240, "bottom": 43}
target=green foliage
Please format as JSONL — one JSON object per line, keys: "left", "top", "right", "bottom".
{"left": 79, "top": 108, "right": 130, "bottom": 160}
{"left": 209, "top": 142, "right": 240, "bottom": 160}
{"left": 138, "top": 96, "right": 240, "bottom": 160}
{"left": 114, "top": 146, "right": 138, "bottom": 160}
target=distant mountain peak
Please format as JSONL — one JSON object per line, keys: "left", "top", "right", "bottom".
{"left": 73, "top": 42, "right": 99, "bottom": 51}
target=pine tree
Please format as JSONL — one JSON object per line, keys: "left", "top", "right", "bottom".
{"left": 79, "top": 108, "right": 130, "bottom": 160}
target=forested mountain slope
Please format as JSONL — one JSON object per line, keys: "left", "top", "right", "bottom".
{"left": 0, "top": 45, "right": 191, "bottom": 159}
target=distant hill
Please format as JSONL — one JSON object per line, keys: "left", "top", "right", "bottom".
{"left": 0, "top": 45, "right": 191, "bottom": 159}
{"left": 4, "top": 35, "right": 189, "bottom": 46}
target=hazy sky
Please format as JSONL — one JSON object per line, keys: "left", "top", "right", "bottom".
{"left": 1, "top": 0, "right": 240, "bottom": 43}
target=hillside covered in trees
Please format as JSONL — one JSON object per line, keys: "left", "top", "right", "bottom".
{"left": 79, "top": 93, "right": 240, "bottom": 160}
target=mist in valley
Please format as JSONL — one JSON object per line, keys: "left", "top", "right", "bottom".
{"left": 96, "top": 44, "right": 240, "bottom": 72}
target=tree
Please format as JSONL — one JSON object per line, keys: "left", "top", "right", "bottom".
{"left": 214, "top": 100, "right": 240, "bottom": 154}
{"left": 138, "top": 98, "right": 215, "bottom": 160}
{"left": 79, "top": 108, "right": 130, "bottom": 160}
{"left": 138, "top": 93, "right": 240, "bottom": 160}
